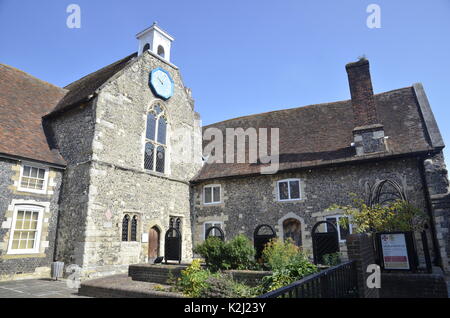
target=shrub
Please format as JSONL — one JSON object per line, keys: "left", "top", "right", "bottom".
{"left": 177, "top": 259, "right": 212, "bottom": 297}
{"left": 329, "top": 196, "right": 428, "bottom": 233}
{"left": 193, "top": 237, "right": 225, "bottom": 272}
{"left": 262, "top": 254, "right": 318, "bottom": 291}
{"left": 261, "top": 238, "right": 301, "bottom": 271}
{"left": 261, "top": 239, "right": 318, "bottom": 292}
{"left": 194, "top": 235, "right": 256, "bottom": 271}
{"left": 198, "top": 273, "right": 258, "bottom": 298}
{"left": 322, "top": 253, "right": 341, "bottom": 266}
{"left": 222, "top": 235, "right": 256, "bottom": 270}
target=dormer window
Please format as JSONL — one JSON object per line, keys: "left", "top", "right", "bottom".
{"left": 144, "top": 103, "right": 167, "bottom": 173}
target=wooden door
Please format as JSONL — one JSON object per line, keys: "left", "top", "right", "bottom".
{"left": 148, "top": 226, "right": 160, "bottom": 259}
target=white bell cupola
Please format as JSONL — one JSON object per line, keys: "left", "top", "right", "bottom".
{"left": 136, "top": 22, "right": 174, "bottom": 62}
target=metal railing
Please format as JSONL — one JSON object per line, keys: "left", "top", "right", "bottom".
{"left": 259, "top": 260, "right": 359, "bottom": 298}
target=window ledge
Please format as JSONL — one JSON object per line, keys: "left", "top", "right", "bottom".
{"left": 2, "top": 253, "right": 46, "bottom": 259}
{"left": 277, "top": 198, "right": 303, "bottom": 203}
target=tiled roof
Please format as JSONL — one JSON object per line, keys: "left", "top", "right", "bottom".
{"left": 0, "top": 64, "right": 67, "bottom": 166}
{"left": 192, "top": 87, "right": 435, "bottom": 182}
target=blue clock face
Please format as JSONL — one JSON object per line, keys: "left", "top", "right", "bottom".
{"left": 149, "top": 67, "right": 174, "bottom": 100}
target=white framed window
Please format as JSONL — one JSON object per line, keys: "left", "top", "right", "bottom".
{"left": 18, "top": 163, "right": 49, "bottom": 194}
{"left": 325, "top": 215, "right": 353, "bottom": 242}
{"left": 7, "top": 205, "right": 44, "bottom": 254}
{"left": 203, "top": 184, "right": 221, "bottom": 205}
{"left": 144, "top": 103, "right": 167, "bottom": 174}
{"left": 277, "top": 179, "right": 301, "bottom": 201}
{"left": 203, "top": 221, "right": 223, "bottom": 240}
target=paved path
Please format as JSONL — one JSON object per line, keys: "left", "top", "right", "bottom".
{"left": 0, "top": 279, "right": 87, "bottom": 298}
{"left": 447, "top": 276, "right": 450, "bottom": 298}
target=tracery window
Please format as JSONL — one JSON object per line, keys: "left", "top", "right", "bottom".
{"left": 145, "top": 104, "right": 167, "bottom": 173}
{"left": 122, "top": 215, "right": 130, "bottom": 241}
{"left": 122, "top": 214, "right": 139, "bottom": 242}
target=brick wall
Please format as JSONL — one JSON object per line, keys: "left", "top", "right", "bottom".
{"left": 347, "top": 233, "right": 449, "bottom": 298}
{"left": 346, "top": 233, "right": 379, "bottom": 298}
{"left": 380, "top": 272, "right": 448, "bottom": 298}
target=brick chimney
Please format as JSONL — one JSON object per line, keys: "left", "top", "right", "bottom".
{"left": 346, "top": 58, "right": 386, "bottom": 155}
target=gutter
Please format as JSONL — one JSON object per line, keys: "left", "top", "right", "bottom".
{"left": 190, "top": 149, "right": 435, "bottom": 185}
{"left": 0, "top": 152, "right": 66, "bottom": 170}
{"left": 418, "top": 155, "right": 442, "bottom": 267}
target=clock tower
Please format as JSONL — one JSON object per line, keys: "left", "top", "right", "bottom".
{"left": 136, "top": 22, "right": 174, "bottom": 62}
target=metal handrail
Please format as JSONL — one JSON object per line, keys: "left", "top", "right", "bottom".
{"left": 259, "top": 260, "right": 358, "bottom": 298}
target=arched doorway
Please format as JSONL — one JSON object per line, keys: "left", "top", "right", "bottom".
{"left": 148, "top": 226, "right": 161, "bottom": 260}
{"left": 283, "top": 218, "right": 302, "bottom": 247}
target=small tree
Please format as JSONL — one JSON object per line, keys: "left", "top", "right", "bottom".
{"left": 329, "top": 195, "right": 428, "bottom": 233}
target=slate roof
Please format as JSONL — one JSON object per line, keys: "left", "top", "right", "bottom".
{"left": 192, "top": 86, "right": 438, "bottom": 182}
{"left": 0, "top": 64, "right": 67, "bottom": 166}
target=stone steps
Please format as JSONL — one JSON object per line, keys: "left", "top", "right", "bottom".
{"left": 128, "top": 264, "right": 188, "bottom": 284}
{"left": 78, "top": 274, "right": 184, "bottom": 298}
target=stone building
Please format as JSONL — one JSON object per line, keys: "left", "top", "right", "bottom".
{"left": 192, "top": 59, "right": 450, "bottom": 271}
{"left": 0, "top": 64, "right": 66, "bottom": 280}
{"left": 0, "top": 23, "right": 449, "bottom": 280}
{"left": 0, "top": 24, "right": 202, "bottom": 280}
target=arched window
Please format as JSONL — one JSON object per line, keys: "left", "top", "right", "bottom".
{"left": 143, "top": 43, "right": 150, "bottom": 52}
{"left": 122, "top": 214, "right": 139, "bottom": 242}
{"left": 169, "top": 217, "right": 182, "bottom": 238}
{"left": 131, "top": 216, "right": 138, "bottom": 241}
{"left": 122, "top": 215, "right": 130, "bottom": 241}
{"left": 157, "top": 45, "right": 165, "bottom": 58}
{"left": 144, "top": 104, "right": 167, "bottom": 173}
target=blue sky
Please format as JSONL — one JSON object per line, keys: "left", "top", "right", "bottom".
{"left": 0, "top": 0, "right": 449, "bottom": 165}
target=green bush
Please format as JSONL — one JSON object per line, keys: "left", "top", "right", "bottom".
{"left": 193, "top": 237, "right": 225, "bottom": 272}
{"left": 177, "top": 259, "right": 212, "bottom": 297}
{"left": 322, "top": 253, "right": 341, "bottom": 266}
{"left": 194, "top": 235, "right": 256, "bottom": 271}
{"left": 262, "top": 238, "right": 302, "bottom": 271}
{"left": 261, "top": 239, "right": 318, "bottom": 292}
{"left": 222, "top": 235, "right": 256, "bottom": 270}
{"left": 198, "top": 273, "right": 257, "bottom": 298}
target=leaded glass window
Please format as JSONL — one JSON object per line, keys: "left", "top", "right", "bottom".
{"left": 156, "top": 146, "right": 165, "bottom": 173}
{"left": 144, "top": 143, "right": 154, "bottom": 170}
{"left": 144, "top": 104, "right": 167, "bottom": 173}
{"left": 131, "top": 216, "right": 138, "bottom": 241}
{"left": 122, "top": 215, "right": 130, "bottom": 241}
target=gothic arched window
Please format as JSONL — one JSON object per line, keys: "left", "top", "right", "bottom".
{"left": 144, "top": 104, "right": 167, "bottom": 173}
{"left": 122, "top": 215, "right": 130, "bottom": 241}
{"left": 122, "top": 214, "right": 139, "bottom": 242}
{"left": 131, "top": 216, "right": 138, "bottom": 241}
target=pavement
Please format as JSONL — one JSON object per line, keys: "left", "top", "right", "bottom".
{"left": 0, "top": 278, "right": 87, "bottom": 298}
{"left": 447, "top": 276, "right": 450, "bottom": 298}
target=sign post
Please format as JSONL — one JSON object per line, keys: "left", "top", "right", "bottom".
{"left": 376, "top": 231, "right": 418, "bottom": 271}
